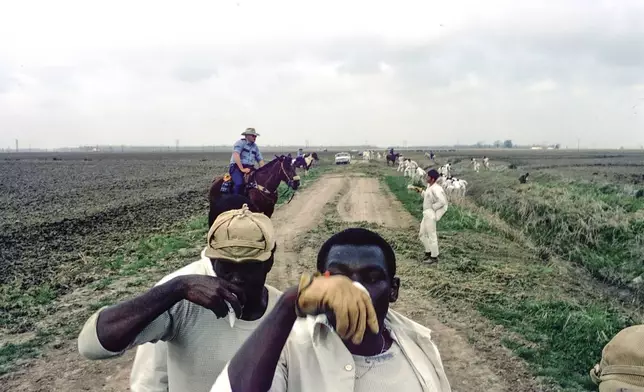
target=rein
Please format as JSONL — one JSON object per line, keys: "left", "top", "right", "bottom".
{"left": 252, "top": 159, "right": 300, "bottom": 203}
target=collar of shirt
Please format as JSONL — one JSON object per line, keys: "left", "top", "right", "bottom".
{"left": 304, "top": 310, "right": 451, "bottom": 392}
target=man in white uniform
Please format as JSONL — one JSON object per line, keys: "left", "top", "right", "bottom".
{"left": 77, "top": 204, "right": 281, "bottom": 392}
{"left": 419, "top": 169, "right": 448, "bottom": 264}
{"left": 210, "top": 228, "right": 452, "bottom": 392}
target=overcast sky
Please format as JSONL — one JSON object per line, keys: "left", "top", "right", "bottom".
{"left": 1, "top": 0, "right": 643, "bottom": 149}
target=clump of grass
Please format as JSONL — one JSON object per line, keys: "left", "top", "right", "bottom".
{"left": 0, "top": 336, "right": 48, "bottom": 376}
{"left": 479, "top": 299, "right": 631, "bottom": 391}
{"left": 468, "top": 172, "right": 644, "bottom": 288}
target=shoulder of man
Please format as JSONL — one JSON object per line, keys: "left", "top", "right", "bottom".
{"left": 233, "top": 139, "right": 246, "bottom": 147}
{"left": 386, "top": 309, "right": 433, "bottom": 338}
{"left": 154, "top": 255, "right": 212, "bottom": 287}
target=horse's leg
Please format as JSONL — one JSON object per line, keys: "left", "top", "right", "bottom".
{"left": 249, "top": 191, "right": 274, "bottom": 218}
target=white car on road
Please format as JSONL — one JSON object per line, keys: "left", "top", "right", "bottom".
{"left": 335, "top": 152, "right": 351, "bottom": 165}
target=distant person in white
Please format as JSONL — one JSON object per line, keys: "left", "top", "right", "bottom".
{"left": 210, "top": 228, "right": 452, "bottom": 392}
{"left": 419, "top": 169, "right": 448, "bottom": 264}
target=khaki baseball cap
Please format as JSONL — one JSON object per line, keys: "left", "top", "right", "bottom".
{"left": 590, "top": 325, "right": 644, "bottom": 392}
{"left": 205, "top": 204, "right": 275, "bottom": 263}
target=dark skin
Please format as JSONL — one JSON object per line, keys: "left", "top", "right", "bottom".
{"left": 94, "top": 255, "right": 273, "bottom": 353}
{"left": 227, "top": 244, "right": 400, "bottom": 392}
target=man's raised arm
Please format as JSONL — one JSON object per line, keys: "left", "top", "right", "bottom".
{"left": 221, "top": 287, "right": 298, "bottom": 392}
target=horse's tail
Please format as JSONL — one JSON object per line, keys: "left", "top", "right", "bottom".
{"left": 208, "top": 175, "right": 224, "bottom": 203}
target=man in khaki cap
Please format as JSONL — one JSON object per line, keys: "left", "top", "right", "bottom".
{"left": 590, "top": 325, "right": 644, "bottom": 391}
{"left": 128, "top": 195, "right": 261, "bottom": 392}
{"left": 77, "top": 204, "right": 281, "bottom": 392}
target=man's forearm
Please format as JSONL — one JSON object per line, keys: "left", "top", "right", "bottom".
{"left": 233, "top": 153, "right": 244, "bottom": 170}
{"left": 96, "top": 277, "right": 185, "bottom": 352}
{"left": 228, "top": 287, "right": 298, "bottom": 392}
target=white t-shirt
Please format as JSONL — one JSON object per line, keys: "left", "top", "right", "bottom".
{"left": 353, "top": 339, "right": 424, "bottom": 392}
{"left": 78, "top": 252, "right": 282, "bottom": 392}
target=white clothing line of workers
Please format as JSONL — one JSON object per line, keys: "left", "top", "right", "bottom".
{"left": 76, "top": 129, "right": 644, "bottom": 392}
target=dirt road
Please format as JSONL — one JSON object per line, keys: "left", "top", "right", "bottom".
{"left": 336, "top": 176, "right": 413, "bottom": 227}
{"left": 2, "top": 172, "right": 518, "bottom": 392}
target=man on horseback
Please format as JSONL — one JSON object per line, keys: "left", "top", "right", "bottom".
{"left": 297, "top": 148, "right": 304, "bottom": 158}
{"left": 230, "top": 128, "right": 265, "bottom": 195}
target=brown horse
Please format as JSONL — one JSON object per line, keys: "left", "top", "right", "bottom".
{"left": 386, "top": 153, "right": 400, "bottom": 166}
{"left": 209, "top": 155, "right": 300, "bottom": 218}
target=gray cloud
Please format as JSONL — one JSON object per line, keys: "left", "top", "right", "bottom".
{"left": 1, "top": 1, "right": 644, "bottom": 149}
{"left": 173, "top": 66, "right": 218, "bottom": 83}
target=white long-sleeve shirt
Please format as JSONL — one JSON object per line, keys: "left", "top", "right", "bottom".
{"left": 422, "top": 183, "right": 448, "bottom": 220}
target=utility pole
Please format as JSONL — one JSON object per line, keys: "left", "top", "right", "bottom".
{"left": 175, "top": 139, "right": 179, "bottom": 152}
{"left": 577, "top": 138, "right": 580, "bottom": 152}
{"left": 15, "top": 139, "right": 18, "bottom": 152}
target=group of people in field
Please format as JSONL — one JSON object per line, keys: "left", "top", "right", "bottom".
{"left": 76, "top": 129, "right": 643, "bottom": 392}
{"left": 76, "top": 128, "right": 453, "bottom": 392}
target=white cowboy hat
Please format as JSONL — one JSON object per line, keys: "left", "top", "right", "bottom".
{"left": 241, "top": 128, "right": 260, "bottom": 137}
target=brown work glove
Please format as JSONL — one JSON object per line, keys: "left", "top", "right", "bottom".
{"left": 296, "top": 272, "right": 379, "bottom": 344}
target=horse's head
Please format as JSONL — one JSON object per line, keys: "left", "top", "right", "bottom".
{"left": 311, "top": 152, "right": 319, "bottom": 161}
{"left": 276, "top": 154, "right": 300, "bottom": 190}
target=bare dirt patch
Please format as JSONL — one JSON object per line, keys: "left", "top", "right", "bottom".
{"left": 336, "top": 176, "right": 413, "bottom": 227}
{"left": 268, "top": 175, "right": 346, "bottom": 288}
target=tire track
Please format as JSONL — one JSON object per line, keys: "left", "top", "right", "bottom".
{"left": 267, "top": 175, "right": 346, "bottom": 288}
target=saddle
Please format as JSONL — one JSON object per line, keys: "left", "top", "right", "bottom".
{"left": 219, "top": 169, "right": 271, "bottom": 196}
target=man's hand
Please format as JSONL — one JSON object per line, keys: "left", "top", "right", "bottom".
{"left": 241, "top": 167, "right": 251, "bottom": 174}
{"left": 296, "top": 273, "right": 379, "bottom": 344}
{"left": 176, "top": 275, "right": 245, "bottom": 318}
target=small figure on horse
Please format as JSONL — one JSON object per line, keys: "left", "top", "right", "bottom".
{"left": 293, "top": 148, "right": 307, "bottom": 168}
{"left": 292, "top": 150, "right": 319, "bottom": 175}
{"left": 211, "top": 128, "right": 300, "bottom": 217}
{"left": 386, "top": 148, "right": 401, "bottom": 166}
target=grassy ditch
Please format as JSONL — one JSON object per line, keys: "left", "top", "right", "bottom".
{"left": 465, "top": 171, "right": 644, "bottom": 291}
{"left": 382, "top": 169, "right": 638, "bottom": 391}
